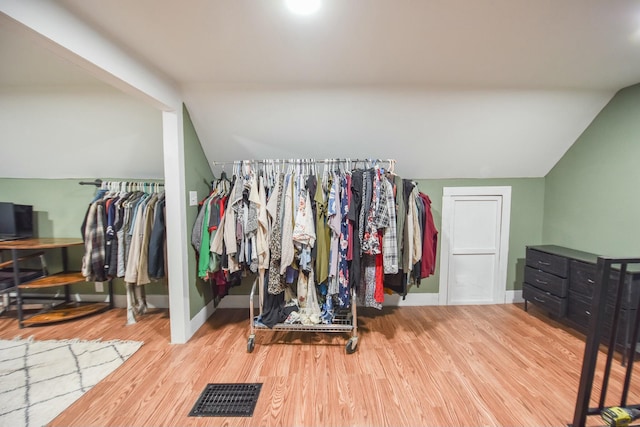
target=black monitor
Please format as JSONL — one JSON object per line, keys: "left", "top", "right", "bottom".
{"left": 0, "top": 202, "right": 34, "bottom": 239}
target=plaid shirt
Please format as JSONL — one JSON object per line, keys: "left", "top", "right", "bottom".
{"left": 81, "top": 201, "right": 107, "bottom": 282}
{"left": 381, "top": 177, "right": 399, "bottom": 274}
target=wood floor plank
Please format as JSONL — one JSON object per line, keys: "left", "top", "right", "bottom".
{"left": 2, "top": 303, "right": 640, "bottom": 426}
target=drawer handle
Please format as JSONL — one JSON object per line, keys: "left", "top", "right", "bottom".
{"left": 538, "top": 261, "right": 551, "bottom": 266}
{"left": 534, "top": 297, "right": 546, "bottom": 303}
{"left": 536, "top": 279, "right": 548, "bottom": 285}
{"left": 587, "top": 279, "right": 595, "bottom": 284}
{"left": 585, "top": 310, "right": 591, "bottom": 315}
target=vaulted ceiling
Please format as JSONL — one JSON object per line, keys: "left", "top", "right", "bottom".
{"left": 2, "top": 0, "right": 640, "bottom": 179}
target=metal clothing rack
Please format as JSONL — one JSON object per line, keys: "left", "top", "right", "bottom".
{"left": 247, "top": 278, "right": 359, "bottom": 354}
{"left": 78, "top": 178, "right": 165, "bottom": 188}
{"left": 570, "top": 256, "right": 640, "bottom": 427}
{"left": 230, "top": 157, "right": 395, "bottom": 354}
{"left": 212, "top": 158, "right": 396, "bottom": 166}
{"left": 213, "top": 158, "right": 397, "bottom": 176}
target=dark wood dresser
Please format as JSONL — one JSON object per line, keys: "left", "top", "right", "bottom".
{"left": 524, "top": 245, "right": 640, "bottom": 352}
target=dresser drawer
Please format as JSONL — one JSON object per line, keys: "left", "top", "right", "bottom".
{"left": 523, "top": 283, "right": 567, "bottom": 317}
{"left": 526, "top": 248, "right": 569, "bottom": 278}
{"left": 570, "top": 262, "right": 638, "bottom": 309}
{"left": 570, "top": 261, "right": 597, "bottom": 296}
{"left": 566, "top": 291, "right": 592, "bottom": 333}
{"left": 608, "top": 271, "right": 640, "bottom": 310}
{"left": 567, "top": 291, "right": 631, "bottom": 340}
{"left": 524, "top": 266, "right": 568, "bottom": 297}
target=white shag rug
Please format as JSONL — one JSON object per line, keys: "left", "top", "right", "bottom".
{"left": 0, "top": 338, "right": 143, "bottom": 427}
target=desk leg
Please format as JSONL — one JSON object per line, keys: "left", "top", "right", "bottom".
{"left": 61, "top": 247, "right": 71, "bottom": 303}
{"left": 16, "top": 287, "right": 24, "bottom": 328}
{"left": 11, "top": 249, "right": 24, "bottom": 328}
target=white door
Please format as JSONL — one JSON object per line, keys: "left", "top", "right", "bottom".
{"left": 439, "top": 187, "right": 511, "bottom": 305}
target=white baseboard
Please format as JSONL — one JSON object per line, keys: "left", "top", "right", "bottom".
{"left": 70, "top": 293, "right": 170, "bottom": 309}
{"left": 505, "top": 289, "right": 524, "bottom": 303}
{"left": 216, "top": 292, "right": 441, "bottom": 309}
{"left": 52, "top": 289, "right": 518, "bottom": 314}
{"left": 65, "top": 290, "right": 522, "bottom": 309}
{"left": 383, "top": 292, "right": 440, "bottom": 306}
{"left": 190, "top": 298, "right": 216, "bottom": 337}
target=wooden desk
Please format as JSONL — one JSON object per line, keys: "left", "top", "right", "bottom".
{"left": 0, "top": 238, "right": 113, "bottom": 327}
{"left": 0, "top": 237, "right": 84, "bottom": 250}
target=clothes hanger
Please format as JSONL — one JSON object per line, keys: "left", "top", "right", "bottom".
{"left": 322, "top": 159, "right": 331, "bottom": 193}
{"left": 218, "top": 169, "right": 231, "bottom": 196}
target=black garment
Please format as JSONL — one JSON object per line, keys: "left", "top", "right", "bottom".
{"left": 103, "top": 198, "right": 118, "bottom": 278}
{"left": 259, "top": 278, "right": 297, "bottom": 328}
{"left": 383, "top": 270, "right": 408, "bottom": 298}
{"left": 148, "top": 197, "right": 166, "bottom": 279}
{"left": 403, "top": 179, "right": 414, "bottom": 215}
{"left": 348, "top": 170, "right": 364, "bottom": 290}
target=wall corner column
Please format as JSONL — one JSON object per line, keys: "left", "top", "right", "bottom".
{"left": 163, "top": 109, "right": 190, "bottom": 344}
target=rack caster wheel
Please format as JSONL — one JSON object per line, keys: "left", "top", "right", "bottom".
{"left": 346, "top": 337, "right": 358, "bottom": 354}
{"left": 247, "top": 336, "right": 255, "bottom": 353}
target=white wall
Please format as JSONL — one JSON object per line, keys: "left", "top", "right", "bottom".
{"left": 183, "top": 86, "right": 613, "bottom": 179}
{"left": 0, "top": 86, "right": 163, "bottom": 179}
{"left": 0, "top": 2, "right": 193, "bottom": 344}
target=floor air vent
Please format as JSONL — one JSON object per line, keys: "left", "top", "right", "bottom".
{"left": 189, "top": 383, "right": 262, "bottom": 417}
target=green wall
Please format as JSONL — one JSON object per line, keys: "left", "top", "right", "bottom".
{"left": 0, "top": 104, "right": 217, "bottom": 315}
{"left": 0, "top": 178, "right": 167, "bottom": 295}
{"left": 182, "top": 105, "right": 216, "bottom": 318}
{"left": 12, "top": 79, "right": 638, "bottom": 309}
{"left": 412, "top": 178, "right": 544, "bottom": 293}
{"left": 221, "top": 177, "right": 545, "bottom": 297}
{"left": 544, "top": 83, "right": 640, "bottom": 257}
{"left": 0, "top": 105, "right": 217, "bottom": 315}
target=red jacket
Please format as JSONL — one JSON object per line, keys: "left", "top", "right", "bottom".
{"left": 418, "top": 193, "right": 438, "bottom": 278}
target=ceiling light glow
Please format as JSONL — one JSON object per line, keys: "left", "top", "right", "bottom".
{"left": 285, "top": 0, "right": 322, "bottom": 16}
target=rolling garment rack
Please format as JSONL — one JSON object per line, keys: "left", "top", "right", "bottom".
{"left": 207, "top": 158, "right": 398, "bottom": 354}
{"left": 248, "top": 278, "right": 359, "bottom": 354}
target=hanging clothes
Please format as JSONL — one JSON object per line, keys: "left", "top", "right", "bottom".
{"left": 337, "top": 174, "right": 351, "bottom": 308}
{"left": 418, "top": 192, "right": 438, "bottom": 279}
{"left": 267, "top": 173, "right": 286, "bottom": 294}
{"left": 314, "top": 174, "right": 330, "bottom": 286}
{"left": 81, "top": 182, "right": 168, "bottom": 324}
{"left": 194, "top": 158, "right": 435, "bottom": 323}
{"left": 381, "top": 175, "right": 398, "bottom": 275}
{"left": 148, "top": 193, "right": 166, "bottom": 279}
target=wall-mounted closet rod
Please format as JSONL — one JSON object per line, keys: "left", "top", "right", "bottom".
{"left": 212, "top": 158, "right": 396, "bottom": 166}
{"left": 78, "top": 179, "right": 164, "bottom": 187}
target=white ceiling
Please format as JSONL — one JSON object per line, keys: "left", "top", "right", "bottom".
{"left": 55, "top": 0, "right": 640, "bottom": 90}
{"left": 2, "top": 0, "right": 640, "bottom": 179}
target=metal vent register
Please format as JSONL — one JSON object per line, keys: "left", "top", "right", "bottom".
{"left": 189, "top": 383, "right": 262, "bottom": 417}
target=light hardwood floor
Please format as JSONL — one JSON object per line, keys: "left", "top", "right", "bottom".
{"left": 1, "top": 303, "right": 638, "bottom": 426}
